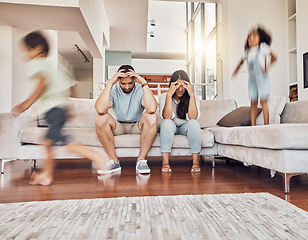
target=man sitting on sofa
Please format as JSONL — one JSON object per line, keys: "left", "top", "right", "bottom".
{"left": 95, "top": 65, "right": 157, "bottom": 174}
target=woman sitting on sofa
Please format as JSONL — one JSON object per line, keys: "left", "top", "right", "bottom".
{"left": 158, "top": 70, "right": 201, "bottom": 173}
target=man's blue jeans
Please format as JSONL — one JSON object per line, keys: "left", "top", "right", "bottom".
{"left": 159, "top": 119, "right": 201, "bottom": 154}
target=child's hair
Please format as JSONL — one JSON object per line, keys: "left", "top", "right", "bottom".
{"left": 245, "top": 26, "right": 272, "bottom": 50}
{"left": 118, "top": 65, "right": 135, "bottom": 74}
{"left": 23, "top": 31, "right": 49, "bottom": 55}
{"left": 169, "top": 70, "right": 191, "bottom": 120}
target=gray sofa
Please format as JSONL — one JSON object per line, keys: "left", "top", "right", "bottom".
{"left": 1, "top": 96, "right": 307, "bottom": 193}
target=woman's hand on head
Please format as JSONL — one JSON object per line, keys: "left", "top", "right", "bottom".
{"left": 182, "top": 81, "right": 194, "bottom": 96}
{"left": 167, "top": 81, "right": 180, "bottom": 97}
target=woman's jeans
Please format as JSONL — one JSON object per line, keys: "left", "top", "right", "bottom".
{"left": 159, "top": 119, "right": 201, "bottom": 154}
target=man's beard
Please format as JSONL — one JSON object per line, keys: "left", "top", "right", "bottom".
{"left": 121, "top": 84, "right": 135, "bottom": 94}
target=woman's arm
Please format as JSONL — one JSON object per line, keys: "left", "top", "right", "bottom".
{"left": 183, "top": 82, "right": 198, "bottom": 119}
{"left": 162, "top": 82, "right": 178, "bottom": 119}
{"left": 162, "top": 92, "right": 173, "bottom": 119}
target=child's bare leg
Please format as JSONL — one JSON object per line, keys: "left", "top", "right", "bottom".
{"left": 29, "top": 139, "right": 54, "bottom": 185}
{"left": 260, "top": 99, "right": 269, "bottom": 125}
{"left": 62, "top": 143, "right": 108, "bottom": 171}
{"left": 250, "top": 100, "right": 258, "bottom": 126}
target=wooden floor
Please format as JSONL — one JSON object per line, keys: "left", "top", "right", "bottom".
{"left": 1, "top": 157, "right": 307, "bottom": 211}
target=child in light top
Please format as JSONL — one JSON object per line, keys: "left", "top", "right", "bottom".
{"left": 232, "top": 27, "right": 277, "bottom": 125}
{"left": 12, "top": 31, "right": 108, "bottom": 185}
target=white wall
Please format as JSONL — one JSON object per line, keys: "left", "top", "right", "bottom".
{"left": 219, "top": 0, "right": 288, "bottom": 106}
{"left": 58, "top": 54, "right": 76, "bottom": 79}
{"left": 75, "top": 70, "right": 93, "bottom": 99}
{"left": 93, "top": 57, "right": 104, "bottom": 98}
{"left": 0, "top": 26, "right": 13, "bottom": 113}
{"left": 12, "top": 28, "right": 31, "bottom": 107}
{"left": 296, "top": 0, "right": 308, "bottom": 100}
{"left": 132, "top": 59, "right": 186, "bottom": 75}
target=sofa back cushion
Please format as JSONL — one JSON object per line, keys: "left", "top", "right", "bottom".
{"left": 281, "top": 99, "right": 308, "bottom": 123}
{"left": 198, "top": 99, "right": 237, "bottom": 128}
{"left": 256, "top": 96, "right": 286, "bottom": 125}
{"left": 64, "top": 98, "right": 97, "bottom": 128}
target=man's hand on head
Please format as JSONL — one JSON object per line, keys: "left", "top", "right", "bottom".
{"left": 127, "top": 69, "right": 147, "bottom": 85}
{"left": 110, "top": 69, "right": 127, "bottom": 85}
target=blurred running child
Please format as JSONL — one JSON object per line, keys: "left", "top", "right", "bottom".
{"left": 232, "top": 26, "right": 277, "bottom": 125}
{"left": 12, "top": 31, "right": 108, "bottom": 185}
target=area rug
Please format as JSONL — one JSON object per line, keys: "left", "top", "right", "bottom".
{"left": 0, "top": 193, "right": 307, "bottom": 240}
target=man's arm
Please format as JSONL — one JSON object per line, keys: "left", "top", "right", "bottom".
{"left": 95, "top": 81, "right": 114, "bottom": 115}
{"left": 12, "top": 76, "right": 47, "bottom": 115}
{"left": 127, "top": 70, "right": 157, "bottom": 114}
{"left": 95, "top": 70, "right": 126, "bottom": 114}
{"left": 141, "top": 84, "right": 157, "bottom": 114}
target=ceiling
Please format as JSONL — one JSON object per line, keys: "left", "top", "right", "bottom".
{"left": 58, "top": 31, "right": 93, "bottom": 71}
{"left": 103, "top": 0, "right": 149, "bottom": 55}
{"left": 0, "top": 2, "right": 95, "bottom": 71}
{"left": 0, "top": 0, "right": 218, "bottom": 72}
{"left": 102, "top": 0, "right": 218, "bottom": 60}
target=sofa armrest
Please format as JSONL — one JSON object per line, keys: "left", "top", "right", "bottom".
{"left": 0, "top": 112, "right": 36, "bottom": 159}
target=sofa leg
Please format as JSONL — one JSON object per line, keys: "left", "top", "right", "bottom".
{"left": 1, "top": 159, "right": 16, "bottom": 174}
{"left": 1, "top": 160, "right": 3, "bottom": 174}
{"left": 278, "top": 172, "right": 302, "bottom": 194}
{"left": 210, "top": 156, "right": 215, "bottom": 168}
{"left": 33, "top": 159, "right": 37, "bottom": 169}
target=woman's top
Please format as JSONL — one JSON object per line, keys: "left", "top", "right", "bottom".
{"left": 158, "top": 92, "right": 200, "bottom": 126}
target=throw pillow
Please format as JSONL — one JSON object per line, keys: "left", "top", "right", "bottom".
{"left": 217, "top": 107, "right": 262, "bottom": 127}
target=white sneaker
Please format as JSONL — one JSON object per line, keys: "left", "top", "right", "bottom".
{"left": 97, "top": 160, "right": 121, "bottom": 174}
{"left": 136, "top": 159, "right": 151, "bottom": 174}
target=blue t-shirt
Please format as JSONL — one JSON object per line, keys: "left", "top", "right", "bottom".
{"left": 110, "top": 83, "right": 144, "bottom": 122}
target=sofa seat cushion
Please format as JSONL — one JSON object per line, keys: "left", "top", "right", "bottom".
{"left": 19, "top": 127, "right": 215, "bottom": 148}
{"left": 212, "top": 124, "right": 308, "bottom": 150}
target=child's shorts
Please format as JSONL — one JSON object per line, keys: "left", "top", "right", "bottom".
{"left": 248, "top": 73, "right": 270, "bottom": 101}
{"left": 45, "top": 107, "right": 67, "bottom": 145}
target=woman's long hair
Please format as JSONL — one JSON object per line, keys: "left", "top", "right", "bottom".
{"left": 169, "top": 70, "right": 191, "bottom": 119}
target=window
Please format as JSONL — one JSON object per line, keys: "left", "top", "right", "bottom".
{"left": 186, "top": 3, "right": 217, "bottom": 100}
